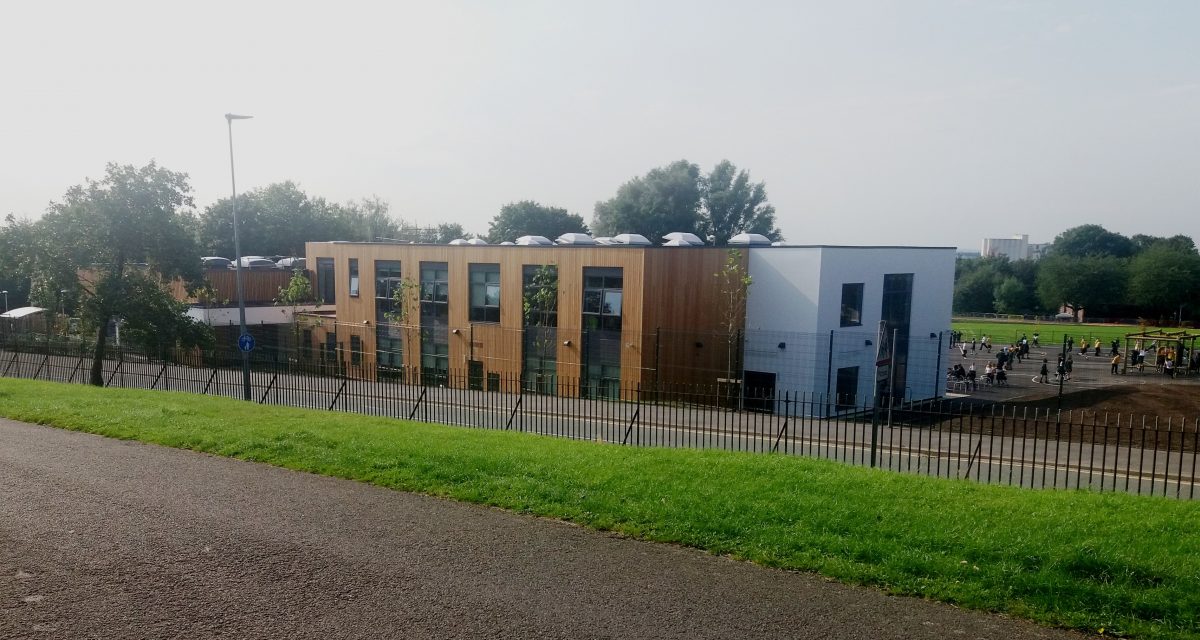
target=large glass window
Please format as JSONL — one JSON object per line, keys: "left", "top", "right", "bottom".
{"left": 420, "top": 263, "right": 449, "bottom": 322}
{"left": 522, "top": 265, "right": 559, "bottom": 392}
{"left": 420, "top": 339, "right": 449, "bottom": 385}
{"left": 582, "top": 267, "right": 623, "bottom": 398}
{"left": 420, "top": 262, "right": 450, "bottom": 385}
{"left": 375, "top": 260, "right": 404, "bottom": 372}
{"left": 582, "top": 269, "right": 623, "bottom": 331}
{"left": 348, "top": 259, "right": 360, "bottom": 297}
{"left": 878, "top": 273, "right": 914, "bottom": 402}
{"left": 522, "top": 265, "right": 558, "bottom": 328}
{"left": 315, "top": 258, "right": 335, "bottom": 305}
{"left": 840, "top": 283, "right": 863, "bottom": 327}
{"left": 469, "top": 264, "right": 501, "bottom": 323}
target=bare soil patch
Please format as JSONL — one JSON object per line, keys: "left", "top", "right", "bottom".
{"left": 1005, "top": 384, "right": 1200, "bottom": 423}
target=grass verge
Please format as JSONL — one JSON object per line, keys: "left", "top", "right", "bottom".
{"left": 2, "top": 378, "right": 1198, "bottom": 639}
{"left": 952, "top": 319, "right": 1162, "bottom": 349}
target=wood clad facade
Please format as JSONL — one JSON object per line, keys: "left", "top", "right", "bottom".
{"left": 170, "top": 269, "right": 299, "bottom": 306}
{"left": 304, "top": 241, "right": 745, "bottom": 391}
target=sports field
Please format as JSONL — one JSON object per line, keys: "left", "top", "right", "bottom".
{"left": 951, "top": 319, "right": 1177, "bottom": 349}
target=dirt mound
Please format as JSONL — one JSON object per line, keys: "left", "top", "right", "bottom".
{"left": 1003, "top": 385, "right": 1200, "bottom": 422}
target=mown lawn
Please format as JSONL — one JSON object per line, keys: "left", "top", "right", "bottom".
{"left": 952, "top": 319, "right": 1168, "bottom": 349}
{"left": 2, "top": 378, "right": 1198, "bottom": 639}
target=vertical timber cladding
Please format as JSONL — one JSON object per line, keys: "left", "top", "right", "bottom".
{"left": 304, "top": 240, "right": 724, "bottom": 391}
{"left": 641, "top": 248, "right": 747, "bottom": 387}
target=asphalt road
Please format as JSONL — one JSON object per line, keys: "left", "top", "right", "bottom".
{"left": 0, "top": 419, "right": 1085, "bottom": 640}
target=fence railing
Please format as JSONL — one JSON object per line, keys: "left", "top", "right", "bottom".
{"left": 1, "top": 340, "right": 1195, "bottom": 500}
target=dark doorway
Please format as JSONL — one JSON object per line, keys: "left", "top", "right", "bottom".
{"left": 468, "top": 360, "right": 484, "bottom": 390}
{"left": 743, "top": 370, "right": 777, "bottom": 413}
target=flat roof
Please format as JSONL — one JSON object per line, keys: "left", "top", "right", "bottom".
{"left": 0, "top": 306, "right": 48, "bottom": 319}
{"left": 307, "top": 241, "right": 956, "bottom": 250}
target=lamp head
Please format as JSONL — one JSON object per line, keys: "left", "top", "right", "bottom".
{"left": 225, "top": 113, "right": 253, "bottom": 121}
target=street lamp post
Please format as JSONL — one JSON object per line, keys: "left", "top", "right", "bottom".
{"left": 59, "top": 288, "right": 69, "bottom": 336}
{"left": 226, "top": 112, "right": 254, "bottom": 401}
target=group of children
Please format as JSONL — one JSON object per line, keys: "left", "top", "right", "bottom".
{"left": 953, "top": 331, "right": 1197, "bottom": 385}
{"left": 948, "top": 360, "right": 1009, "bottom": 390}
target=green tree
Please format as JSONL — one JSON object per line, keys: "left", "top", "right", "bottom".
{"left": 1036, "top": 254, "right": 1128, "bottom": 317}
{"left": 698, "top": 160, "right": 782, "bottom": 246}
{"left": 952, "top": 257, "right": 1011, "bottom": 313}
{"left": 1131, "top": 233, "right": 1197, "bottom": 255}
{"left": 715, "top": 249, "right": 752, "bottom": 382}
{"left": 1127, "top": 245, "right": 1200, "bottom": 320}
{"left": 381, "top": 274, "right": 419, "bottom": 370}
{"left": 117, "top": 271, "right": 214, "bottom": 359}
{"left": 1049, "top": 224, "right": 1135, "bottom": 258}
{"left": 433, "top": 222, "right": 468, "bottom": 244}
{"left": 592, "top": 160, "right": 702, "bottom": 243}
{"left": 993, "top": 276, "right": 1034, "bottom": 315}
{"left": 274, "top": 269, "right": 318, "bottom": 351}
{"left": 0, "top": 215, "right": 36, "bottom": 310}
{"left": 487, "top": 201, "right": 588, "bottom": 243}
{"left": 31, "top": 162, "right": 212, "bottom": 384}
{"left": 345, "top": 195, "right": 406, "bottom": 242}
{"left": 197, "top": 182, "right": 360, "bottom": 257}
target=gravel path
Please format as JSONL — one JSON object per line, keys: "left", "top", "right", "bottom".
{"left": 0, "top": 419, "right": 1085, "bottom": 639}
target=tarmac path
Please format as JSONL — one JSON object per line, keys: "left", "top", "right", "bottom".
{"left": 0, "top": 419, "right": 1084, "bottom": 639}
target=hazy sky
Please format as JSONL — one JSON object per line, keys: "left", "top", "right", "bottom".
{"left": 2, "top": 1, "right": 1197, "bottom": 251}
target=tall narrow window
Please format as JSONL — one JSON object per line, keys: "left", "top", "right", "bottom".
{"left": 348, "top": 259, "right": 360, "bottom": 297}
{"left": 469, "top": 264, "right": 501, "bottom": 323}
{"left": 879, "top": 273, "right": 914, "bottom": 402}
{"left": 582, "top": 267, "right": 623, "bottom": 398}
{"left": 420, "top": 262, "right": 450, "bottom": 385}
{"left": 523, "top": 265, "right": 559, "bottom": 392}
{"left": 840, "top": 283, "right": 864, "bottom": 327}
{"left": 316, "top": 258, "right": 335, "bottom": 304}
{"left": 374, "top": 260, "right": 404, "bottom": 372}
{"left": 350, "top": 335, "right": 362, "bottom": 365}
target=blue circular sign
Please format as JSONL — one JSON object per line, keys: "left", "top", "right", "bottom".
{"left": 238, "top": 333, "right": 256, "bottom": 353}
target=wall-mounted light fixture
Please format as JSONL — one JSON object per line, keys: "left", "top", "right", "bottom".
{"left": 777, "top": 342, "right": 786, "bottom": 350}
{"left": 563, "top": 340, "right": 572, "bottom": 346}
{"left": 452, "top": 328, "right": 460, "bottom": 334}
{"left": 362, "top": 320, "right": 370, "bottom": 325}
{"left": 864, "top": 339, "right": 873, "bottom": 346}
{"left": 929, "top": 332, "right": 937, "bottom": 339}
{"left": 694, "top": 341, "right": 704, "bottom": 348}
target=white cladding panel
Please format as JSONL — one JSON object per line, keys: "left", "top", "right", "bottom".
{"left": 744, "top": 247, "right": 954, "bottom": 405}
{"left": 745, "top": 248, "right": 823, "bottom": 331}
{"left": 187, "top": 304, "right": 320, "bottom": 326}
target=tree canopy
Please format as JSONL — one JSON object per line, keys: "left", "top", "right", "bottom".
{"left": 1050, "top": 224, "right": 1136, "bottom": 258}
{"left": 1127, "top": 245, "right": 1200, "bottom": 318}
{"left": 197, "top": 182, "right": 363, "bottom": 257}
{"left": 31, "top": 162, "right": 213, "bottom": 383}
{"left": 592, "top": 160, "right": 703, "bottom": 243}
{"left": 698, "top": 161, "right": 782, "bottom": 246}
{"left": 1035, "top": 253, "right": 1128, "bottom": 316}
{"left": 0, "top": 215, "right": 36, "bottom": 309}
{"left": 592, "top": 159, "right": 783, "bottom": 246}
{"left": 955, "top": 226, "right": 1200, "bottom": 322}
{"left": 487, "top": 201, "right": 588, "bottom": 243}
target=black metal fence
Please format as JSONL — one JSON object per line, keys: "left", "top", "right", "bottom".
{"left": 2, "top": 338, "right": 1195, "bottom": 500}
